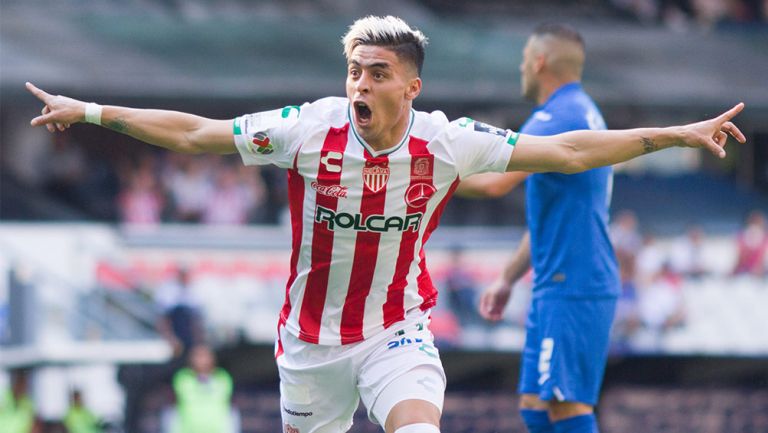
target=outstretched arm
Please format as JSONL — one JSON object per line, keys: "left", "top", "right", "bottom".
{"left": 26, "top": 82, "right": 236, "bottom": 154}
{"left": 506, "top": 103, "right": 746, "bottom": 173}
{"left": 456, "top": 171, "right": 529, "bottom": 198}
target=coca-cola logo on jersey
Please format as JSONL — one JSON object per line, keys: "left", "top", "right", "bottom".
{"left": 405, "top": 183, "right": 437, "bottom": 208}
{"left": 311, "top": 181, "right": 348, "bottom": 198}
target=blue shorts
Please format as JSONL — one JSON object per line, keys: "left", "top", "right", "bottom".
{"left": 518, "top": 296, "right": 617, "bottom": 405}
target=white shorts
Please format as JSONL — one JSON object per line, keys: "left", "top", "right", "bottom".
{"left": 276, "top": 309, "right": 446, "bottom": 433}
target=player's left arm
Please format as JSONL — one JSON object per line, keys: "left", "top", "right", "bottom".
{"left": 456, "top": 171, "right": 529, "bottom": 198}
{"left": 506, "top": 103, "right": 745, "bottom": 173}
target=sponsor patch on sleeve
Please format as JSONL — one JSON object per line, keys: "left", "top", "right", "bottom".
{"left": 473, "top": 121, "right": 508, "bottom": 137}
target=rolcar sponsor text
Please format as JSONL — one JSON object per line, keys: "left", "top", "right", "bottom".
{"left": 314, "top": 205, "right": 423, "bottom": 232}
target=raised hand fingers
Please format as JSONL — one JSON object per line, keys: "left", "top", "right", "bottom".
{"left": 715, "top": 131, "right": 728, "bottom": 147}
{"left": 41, "top": 105, "right": 55, "bottom": 133}
{"left": 721, "top": 121, "right": 746, "bottom": 143}
{"left": 717, "top": 102, "right": 745, "bottom": 123}
{"left": 707, "top": 132, "right": 727, "bottom": 159}
{"left": 26, "top": 82, "right": 52, "bottom": 104}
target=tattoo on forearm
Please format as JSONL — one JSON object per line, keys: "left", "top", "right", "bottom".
{"left": 105, "top": 117, "right": 129, "bottom": 134}
{"left": 641, "top": 137, "right": 658, "bottom": 154}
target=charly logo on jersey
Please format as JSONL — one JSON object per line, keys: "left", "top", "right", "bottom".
{"left": 284, "top": 424, "right": 301, "bottom": 433}
{"left": 315, "top": 205, "right": 423, "bottom": 233}
{"left": 249, "top": 131, "right": 274, "bottom": 155}
{"left": 405, "top": 183, "right": 436, "bottom": 208}
{"left": 310, "top": 181, "right": 348, "bottom": 198}
{"left": 363, "top": 161, "right": 390, "bottom": 193}
{"left": 320, "top": 151, "right": 343, "bottom": 173}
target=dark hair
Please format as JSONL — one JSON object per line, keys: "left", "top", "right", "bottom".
{"left": 387, "top": 41, "right": 426, "bottom": 76}
{"left": 533, "top": 23, "right": 585, "bottom": 49}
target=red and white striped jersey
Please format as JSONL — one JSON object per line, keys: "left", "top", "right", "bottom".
{"left": 234, "top": 97, "right": 517, "bottom": 346}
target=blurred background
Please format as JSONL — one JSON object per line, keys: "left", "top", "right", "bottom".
{"left": 1, "top": 0, "right": 767, "bottom": 432}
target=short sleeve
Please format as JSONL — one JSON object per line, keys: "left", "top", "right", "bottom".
{"left": 443, "top": 117, "right": 517, "bottom": 179}
{"left": 233, "top": 104, "right": 307, "bottom": 169}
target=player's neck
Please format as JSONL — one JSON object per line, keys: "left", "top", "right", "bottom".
{"left": 364, "top": 108, "right": 411, "bottom": 152}
{"left": 537, "top": 78, "right": 580, "bottom": 105}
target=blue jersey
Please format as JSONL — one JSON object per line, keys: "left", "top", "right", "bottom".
{"left": 522, "top": 83, "right": 620, "bottom": 299}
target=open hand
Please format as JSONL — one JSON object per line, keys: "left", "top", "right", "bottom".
{"left": 478, "top": 278, "right": 514, "bottom": 322}
{"left": 26, "top": 82, "right": 87, "bottom": 133}
{"left": 682, "top": 103, "right": 746, "bottom": 159}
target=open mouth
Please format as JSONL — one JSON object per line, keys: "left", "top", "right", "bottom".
{"left": 354, "top": 101, "right": 372, "bottom": 124}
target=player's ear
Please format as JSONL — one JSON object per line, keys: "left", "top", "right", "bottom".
{"left": 405, "top": 77, "right": 422, "bottom": 101}
{"left": 533, "top": 54, "right": 547, "bottom": 74}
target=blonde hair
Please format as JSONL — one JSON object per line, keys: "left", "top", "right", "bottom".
{"left": 342, "top": 15, "right": 428, "bottom": 75}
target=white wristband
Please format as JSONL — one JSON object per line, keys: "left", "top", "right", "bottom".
{"left": 84, "top": 103, "right": 103, "bottom": 125}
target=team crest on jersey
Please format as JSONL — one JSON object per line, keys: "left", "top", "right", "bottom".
{"left": 284, "top": 424, "right": 300, "bottom": 433}
{"left": 405, "top": 183, "right": 437, "bottom": 208}
{"left": 249, "top": 131, "right": 274, "bottom": 155}
{"left": 363, "top": 162, "right": 390, "bottom": 193}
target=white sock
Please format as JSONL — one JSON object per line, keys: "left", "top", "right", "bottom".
{"left": 394, "top": 423, "right": 440, "bottom": 433}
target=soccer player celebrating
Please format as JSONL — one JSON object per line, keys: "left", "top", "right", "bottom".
{"left": 459, "top": 24, "right": 621, "bottom": 433}
{"left": 27, "top": 15, "right": 743, "bottom": 433}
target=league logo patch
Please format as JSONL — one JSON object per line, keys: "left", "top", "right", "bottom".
{"left": 413, "top": 157, "right": 432, "bottom": 177}
{"left": 363, "top": 162, "right": 390, "bottom": 193}
{"left": 250, "top": 131, "right": 274, "bottom": 155}
{"left": 473, "top": 121, "right": 508, "bottom": 137}
{"left": 405, "top": 183, "right": 436, "bottom": 208}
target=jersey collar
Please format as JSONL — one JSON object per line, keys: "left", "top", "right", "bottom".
{"left": 347, "top": 103, "right": 415, "bottom": 157}
{"left": 538, "top": 82, "right": 582, "bottom": 110}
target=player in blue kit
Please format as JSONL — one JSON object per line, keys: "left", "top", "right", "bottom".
{"left": 460, "top": 24, "right": 619, "bottom": 433}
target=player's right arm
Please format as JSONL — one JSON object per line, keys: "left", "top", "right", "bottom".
{"left": 456, "top": 171, "right": 529, "bottom": 198}
{"left": 479, "top": 231, "right": 532, "bottom": 322}
{"left": 26, "top": 82, "right": 235, "bottom": 154}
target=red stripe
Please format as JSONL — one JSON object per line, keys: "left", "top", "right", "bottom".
{"left": 382, "top": 137, "right": 434, "bottom": 328}
{"left": 275, "top": 322, "right": 285, "bottom": 359}
{"left": 298, "top": 124, "right": 349, "bottom": 343}
{"left": 277, "top": 155, "right": 305, "bottom": 335}
{"left": 340, "top": 155, "right": 389, "bottom": 344}
{"left": 417, "top": 177, "right": 460, "bottom": 310}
